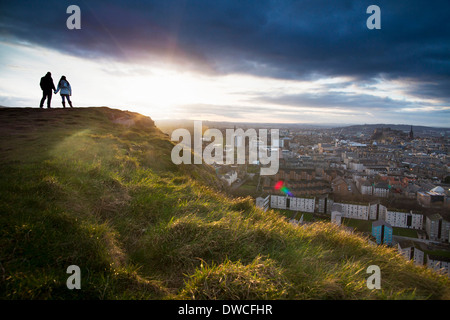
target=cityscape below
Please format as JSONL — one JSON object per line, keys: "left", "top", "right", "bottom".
{"left": 157, "top": 119, "right": 450, "bottom": 278}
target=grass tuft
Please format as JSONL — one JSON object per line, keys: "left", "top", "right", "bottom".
{"left": 179, "top": 256, "right": 291, "bottom": 300}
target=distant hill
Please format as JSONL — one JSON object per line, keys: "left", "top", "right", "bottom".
{"left": 329, "top": 123, "right": 449, "bottom": 138}
{"left": 155, "top": 119, "right": 450, "bottom": 137}
{"left": 155, "top": 119, "right": 337, "bottom": 135}
{"left": 1, "top": 107, "right": 449, "bottom": 300}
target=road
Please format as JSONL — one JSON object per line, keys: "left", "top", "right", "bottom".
{"left": 348, "top": 180, "right": 361, "bottom": 195}
{"left": 230, "top": 177, "right": 249, "bottom": 190}
{"left": 393, "top": 235, "right": 449, "bottom": 247}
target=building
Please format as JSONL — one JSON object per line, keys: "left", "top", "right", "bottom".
{"left": 270, "top": 194, "right": 287, "bottom": 209}
{"left": 331, "top": 176, "right": 351, "bottom": 195}
{"left": 425, "top": 214, "right": 450, "bottom": 242}
{"left": 369, "top": 202, "right": 387, "bottom": 220}
{"left": 349, "top": 162, "right": 364, "bottom": 172}
{"left": 383, "top": 210, "right": 424, "bottom": 230}
{"left": 270, "top": 195, "right": 315, "bottom": 213}
{"left": 221, "top": 171, "right": 237, "bottom": 186}
{"left": 255, "top": 195, "right": 270, "bottom": 212}
{"left": 372, "top": 220, "right": 393, "bottom": 245}
{"left": 403, "top": 184, "right": 421, "bottom": 199}
{"left": 417, "top": 229, "right": 427, "bottom": 240}
{"left": 263, "top": 178, "right": 330, "bottom": 197}
{"left": 427, "top": 255, "right": 450, "bottom": 278}
{"left": 318, "top": 143, "right": 335, "bottom": 154}
{"left": 316, "top": 197, "right": 325, "bottom": 214}
{"left": 335, "top": 202, "right": 370, "bottom": 220}
{"left": 331, "top": 203, "right": 343, "bottom": 226}
{"left": 425, "top": 214, "right": 441, "bottom": 241}
{"left": 397, "top": 240, "right": 425, "bottom": 266}
{"left": 274, "top": 168, "right": 315, "bottom": 181}
{"left": 288, "top": 196, "right": 316, "bottom": 212}
{"left": 360, "top": 181, "right": 374, "bottom": 196}
{"left": 316, "top": 197, "right": 333, "bottom": 214}
{"left": 418, "top": 186, "right": 446, "bottom": 207}
{"left": 373, "top": 183, "right": 390, "bottom": 198}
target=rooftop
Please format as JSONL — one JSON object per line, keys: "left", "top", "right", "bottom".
{"left": 373, "top": 220, "right": 392, "bottom": 228}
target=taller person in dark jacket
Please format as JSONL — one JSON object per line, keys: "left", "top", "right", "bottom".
{"left": 39, "top": 72, "right": 56, "bottom": 108}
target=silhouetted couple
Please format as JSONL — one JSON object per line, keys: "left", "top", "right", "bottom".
{"left": 39, "top": 72, "right": 73, "bottom": 108}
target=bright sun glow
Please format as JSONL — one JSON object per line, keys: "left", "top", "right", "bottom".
{"left": 124, "top": 71, "right": 201, "bottom": 108}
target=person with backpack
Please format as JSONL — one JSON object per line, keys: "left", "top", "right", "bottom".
{"left": 55, "top": 76, "right": 73, "bottom": 108}
{"left": 39, "top": 72, "right": 56, "bottom": 108}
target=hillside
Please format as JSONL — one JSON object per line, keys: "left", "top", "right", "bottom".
{"left": 0, "top": 107, "right": 449, "bottom": 300}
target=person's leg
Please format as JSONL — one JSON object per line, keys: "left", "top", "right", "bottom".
{"left": 61, "top": 95, "right": 66, "bottom": 108}
{"left": 47, "top": 91, "right": 52, "bottom": 108}
{"left": 40, "top": 91, "right": 46, "bottom": 108}
{"left": 67, "top": 96, "right": 73, "bottom": 108}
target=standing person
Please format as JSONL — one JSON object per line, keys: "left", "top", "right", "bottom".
{"left": 39, "top": 72, "right": 56, "bottom": 108}
{"left": 55, "top": 76, "right": 73, "bottom": 108}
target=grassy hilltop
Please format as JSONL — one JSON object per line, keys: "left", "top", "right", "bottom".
{"left": 0, "top": 107, "right": 449, "bottom": 300}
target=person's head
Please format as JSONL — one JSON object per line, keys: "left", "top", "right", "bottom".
{"left": 59, "top": 76, "right": 69, "bottom": 85}
{"left": 46, "top": 72, "right": 51, "bottom": 77}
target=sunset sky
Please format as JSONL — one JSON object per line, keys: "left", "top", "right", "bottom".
{"left": 0, "top": 0, "right": 449, "bottom": 126}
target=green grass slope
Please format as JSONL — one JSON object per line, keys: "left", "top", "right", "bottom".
{"left": 0, "top": 107, "right": 449, "bottom": 300}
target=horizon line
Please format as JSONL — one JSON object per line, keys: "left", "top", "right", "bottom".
{"left": 2, "top": 105, "right": 449, "bottom": 129}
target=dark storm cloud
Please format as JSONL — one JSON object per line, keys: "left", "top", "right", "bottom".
{"left": 1, "top": 0, "right": 449, "bottom": 96}
{"left": 404, "top": 78, "right": 450, "bottom": 100}
{"left": 255, "top": 91, "right": 417, "bottom": 111}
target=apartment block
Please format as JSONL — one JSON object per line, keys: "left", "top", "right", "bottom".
{"left": 270, "top": 195, "right": 315, "bottom": 213}
{"left": 397, "top": 240, "right": 425, "bottom": 266}
{"left": 426, "top": 214, "right": 450, "bottom": 242}
{"left": 372, "top": 220, "right": 393, "bottom": 245}
{"left": 336, "top": 202, "right": 370, "bottom": 220}
{"left": 385, "top": 211, "right": 424, "bottom": 230}
{"left": 427, "top": 255, "right": 450, "bottom": 278}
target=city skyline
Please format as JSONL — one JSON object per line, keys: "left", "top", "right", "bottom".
{"left": 1, "top": 1, "right": 449, "bottom": 127}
